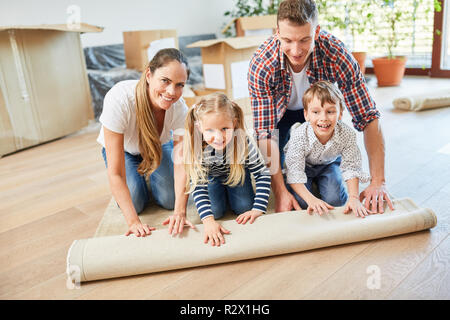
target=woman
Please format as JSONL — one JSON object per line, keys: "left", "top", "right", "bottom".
{"left": 97, "top": 48, "right": 195, "bottom": 237}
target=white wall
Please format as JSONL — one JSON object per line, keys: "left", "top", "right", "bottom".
{"left": 0, "top": 0, "right": 234, "bottom": 47}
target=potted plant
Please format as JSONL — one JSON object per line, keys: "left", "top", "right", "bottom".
{"left": 370, "top": 0, "right": 409, "bottom": 86}
{"left": 371, "top": 0, "right": 442, "bottom": 86}
{"left": 317, "top": 0, "right": 375, "bottom": 75}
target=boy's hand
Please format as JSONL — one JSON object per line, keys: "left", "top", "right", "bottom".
{"left": 235, "top": 210, "right": 263, "bottom": 225}
{"left": 344, "top": 196, "right": 372, "bottom": 218}
{"left": 306, "top": 197, "right": 334, "bottom": 215}
{"left": 202, "top": 216, "right": 230, "bottom": 247}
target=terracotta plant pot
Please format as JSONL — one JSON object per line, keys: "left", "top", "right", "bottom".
{"left": 372, "top": 56, "right": 407, "bottom": 86}
{"left": 352, "top": 51, "right": 367, "bottom": 75}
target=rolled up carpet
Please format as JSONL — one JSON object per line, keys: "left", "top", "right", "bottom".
{"left": 393, "top": 89, "right": 450, "bottom": 111}
{"left": 67, "top": 198, "right": 436, "bottom": 283}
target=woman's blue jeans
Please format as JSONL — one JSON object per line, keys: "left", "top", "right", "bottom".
{"left": 207, "top": 168, "right": 254, "bottom": 219}
{"left": 102, "top": 141, "right": 175, "bottom": 214}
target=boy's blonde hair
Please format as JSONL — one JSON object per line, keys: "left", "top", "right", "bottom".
{"left": 183, "top": 92, "right": 248, "bottom": 193}
{"left": 302, "top": 80, "right": 345, "bottom": 113}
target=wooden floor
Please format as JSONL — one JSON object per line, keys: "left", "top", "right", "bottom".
{"left": 1, "top": 76, "right": 449, "bottom": 300}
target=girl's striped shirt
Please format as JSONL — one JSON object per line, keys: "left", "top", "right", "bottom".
{"left": 192, "top": 137, "right": 271, "bottom": 220}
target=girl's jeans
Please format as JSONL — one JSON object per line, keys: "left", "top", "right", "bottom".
{"left": 207, "top": 168, "right": 254, "bottom": 219}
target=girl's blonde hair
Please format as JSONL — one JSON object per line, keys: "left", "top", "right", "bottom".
{"left": 183, "top": 92, "right": 248, "bottom": 193}
{"left": 135, "top": 48, "right": 189, "bottom": 177}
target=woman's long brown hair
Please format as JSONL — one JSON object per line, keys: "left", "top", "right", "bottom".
{"left": 135, "top": 48, "right": 189, "bottom": 177}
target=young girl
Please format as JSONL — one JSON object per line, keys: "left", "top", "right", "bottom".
{"left": 184, "top": 93, "right": 271, "bottom": 247}
{"left": 284, "top": 80, "right": 371, "bottom": 218}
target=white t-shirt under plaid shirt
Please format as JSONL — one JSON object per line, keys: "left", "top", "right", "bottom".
{"left": 192, "top": 137, "right": 271, "bottom": 220}
{"left": 284, "top": 121, "right": 370, "bottom": 184}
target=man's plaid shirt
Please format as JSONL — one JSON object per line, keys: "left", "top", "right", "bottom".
{"left": 248, "top": 30, "right": 380, "bottom": 141}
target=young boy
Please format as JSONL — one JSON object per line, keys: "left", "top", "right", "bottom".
{"left": 284, "top": 80, "right": 371, "bottom": 218}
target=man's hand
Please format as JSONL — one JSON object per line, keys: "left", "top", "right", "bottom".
{"left": 362, "top": 119, "right": 393, "bottom": 214}
{"left": 359, "top": 182, "right": 394, "bottom": 214}
{"left": 275, "top": 188, "right": 301, "bottom": 213}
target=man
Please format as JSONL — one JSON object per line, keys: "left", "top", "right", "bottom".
{"left": 248, "top": 0, "right": 394, "bottom": 214}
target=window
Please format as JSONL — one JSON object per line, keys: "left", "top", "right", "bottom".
{"left": 318, "top": 0, "right": 448, "bottom": 77}
{"left": 431, "top": 0, "right": 450, "bottom": 75}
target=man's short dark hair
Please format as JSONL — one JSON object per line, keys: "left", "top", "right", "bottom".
{"left": 277, "top": 0, "right": 318, "bottom": 26}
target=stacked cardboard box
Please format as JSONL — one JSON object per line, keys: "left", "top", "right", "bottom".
{"left": 0, "top": 23, "right": 102, "bottom": 156}
{"left": 186, "top": 35, "right": 268, "bottom": 114}
{"left": 186, "top": 15, "right": 276, "bottom": 114}
{"left": 234, "top": 15, "right": 277, "bottom": 37}
{"left": 123, "top": 29, "right": 178, "bottom": 72}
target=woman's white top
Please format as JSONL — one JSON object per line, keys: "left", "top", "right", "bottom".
{"left": 97, "top": 80, "right": 188, "bottom": 155}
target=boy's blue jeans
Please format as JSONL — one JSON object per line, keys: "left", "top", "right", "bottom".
{"left": 207, "top": 168, "right": 254, "bottom": 219}
{"left": 102, "top": 140, "right": 175, "bottom": 214}
{"left": 286, "top": 160, "right": 348, "bottom": 209}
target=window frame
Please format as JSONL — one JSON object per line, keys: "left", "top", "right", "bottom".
{"left": 431, "top": 0, "right": 450, "bottom": 77}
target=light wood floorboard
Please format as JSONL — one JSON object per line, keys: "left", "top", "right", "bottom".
{"left": 1, "top": 76, "right": 449, "bottom": 299}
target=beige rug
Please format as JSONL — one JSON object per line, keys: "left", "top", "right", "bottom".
{"left": 393, "top": 88, "right": 450, "bottom": 111}
{"left": 68, "top": 197, "right": 436, "bottom": 283}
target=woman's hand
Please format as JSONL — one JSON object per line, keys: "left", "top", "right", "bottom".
{"left": 125, "top": 220, "right": 156, "bottom": 237}
{"left": 235, "top": 210, "right": 263, "bottom": 225}
{"left": 162, "top": 213, "right": 196, "bottom": 236}
{"left": 344, "top": 196, "right": 372, "bottom": 218}
{"left": 306, "top": 197, "right": 334, "bottom": 215}
{"left": 202, "top": 216, "right": 230, "bottom": 247}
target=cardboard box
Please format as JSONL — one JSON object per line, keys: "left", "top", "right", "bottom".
{"left": 236, "top": 15, "right": 277, "bottom": 37}
{"left": 186, "top": 35, "right": 267, "bottom": 114}
{"left": 123, "top": 29, "right": 178, "bottom": 71}
{"left": 181, "top": 85, "right": 197, "bottom": 107}
{"left": 182, "top": 87, "right": 218, "bottom": 108}
{"left": 222, "top": 15, "right": 277, "bottom": 37}
{"left": 0, "top": 23, "right": 102, "bottom": 157}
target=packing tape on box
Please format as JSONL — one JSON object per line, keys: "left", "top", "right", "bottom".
{"left": 8, "top": 30, "right": 30, "bottom": 103}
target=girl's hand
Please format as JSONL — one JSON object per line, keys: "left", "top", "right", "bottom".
{"left": 235, "top": 210, "right": 263, "bottom": 225}
{"left": 162, "top": 213, "right": 196, "bottom": 236}
{"left": 125, "top": 220, "right": 156, "bottom": 237}
{"left": 344, "top": 196, "right": 371, "bottom": 218}
{"left": 202, "top": 217, "right": 230, "bottom": 247}
{"left": 306, "top": 197, "right": 334, "bottom": 215}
